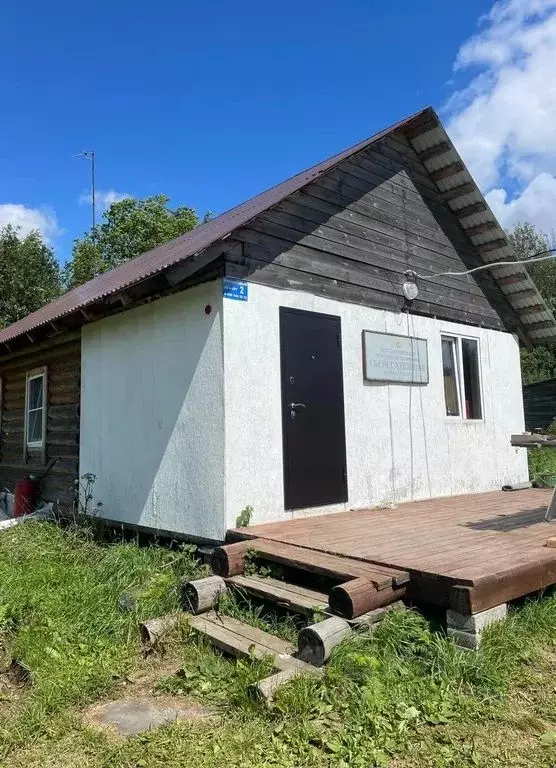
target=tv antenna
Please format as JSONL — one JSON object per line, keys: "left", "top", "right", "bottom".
{"left": 74, "top": 150, "right": 96, "bottom": 240}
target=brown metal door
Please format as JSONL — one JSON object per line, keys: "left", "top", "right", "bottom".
{"left": 280, "top": 307, "right": 348, "bottom": 510}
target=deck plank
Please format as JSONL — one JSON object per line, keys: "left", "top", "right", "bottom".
{"left": 230, "top": 489, "right": 556, "bottom": 609}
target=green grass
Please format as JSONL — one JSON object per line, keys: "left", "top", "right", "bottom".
{"left": 1, "top": 522, "right": 556, "bottom": 767}
{"left": 0, "top": 522, "right": 206, "bottom": 758}
{"left": 528, "top": 422, "right": 556, "bottom": 486}
{"left": 528, "top": 446, "right": 556, "bottom": 485}
{"left": 215, "top": 588, "right": 302, "bottom": 643}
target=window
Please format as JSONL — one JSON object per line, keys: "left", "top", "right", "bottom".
{"left": 441, "top": 337, "right": 460, "bottom": 416}
{"left": 441, "top": 336, "right": 482, "bottom": 420}
{"left": 25, "top": 370, "right": 46, "bottom": 448}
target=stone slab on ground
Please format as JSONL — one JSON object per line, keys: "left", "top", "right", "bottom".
{"left": 89, "top": 696, "right": 211, "bottom": 737}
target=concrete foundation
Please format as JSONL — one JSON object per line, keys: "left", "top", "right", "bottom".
{"left": 446, "top": 603, "right": 507, "bottom": 650}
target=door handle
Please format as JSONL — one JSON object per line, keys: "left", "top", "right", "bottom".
{"left": 289, "top": 402, "right": 306, "bottom": 410}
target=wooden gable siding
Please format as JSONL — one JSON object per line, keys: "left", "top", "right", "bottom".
{"left": 0, "top": 334, "right": 80, "bottom": 507}
{"left": 226, "top": 134, "right": 519, "bottom": 333}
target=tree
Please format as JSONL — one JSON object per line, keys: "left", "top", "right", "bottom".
{"left": 0, "top": 224, "right": 62, "bottom": 328}
{"left": 64, "top": 195, "right": 201, "bottom": 289}
{"left": 508, "top": 222, "right": 556, "bottom": 384}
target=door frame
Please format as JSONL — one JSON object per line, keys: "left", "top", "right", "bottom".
{"left": 279, "top": 306, "right": 348, "bottom": 510}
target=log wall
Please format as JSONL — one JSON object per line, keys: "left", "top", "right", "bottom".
{"left": 0, "top": 334, "right": 80, "bottom": 507}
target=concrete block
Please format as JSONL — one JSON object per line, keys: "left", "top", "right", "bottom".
{"left": 447, "top": 627, "right": 479, "bottom": 650}
{"left": 446, "top": 603, "right": 507, "bottom": 634}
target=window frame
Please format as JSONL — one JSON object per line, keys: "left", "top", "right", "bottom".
{"left": 24, "top": 366, "right": 47, "bottom": 454}
{"left": 440, "top": 334, "right": 483, "bottom": 422}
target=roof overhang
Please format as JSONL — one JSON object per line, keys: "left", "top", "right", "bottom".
{"left": 397, "top": 109, "right": 556, "bottom": 346}
{"left": 0, "top": 106, "right": 554, "bottom": 358}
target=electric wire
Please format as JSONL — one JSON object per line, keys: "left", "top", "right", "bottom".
{"left": 407, "top": 247, "right": 556, "bottom": 281}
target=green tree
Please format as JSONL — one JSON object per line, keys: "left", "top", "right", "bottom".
{"left": 64, "top": 195, "right": 201, "bottom": 289}
{"left": 508, "top": 222, "right": 556, "bottom": 384}
{"left": 0, "top": 224, "right": 62, "bottom": 328}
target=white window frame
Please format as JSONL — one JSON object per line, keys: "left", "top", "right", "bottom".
{"left": 24, "top": 367, "right": 47, "bottom": 451}
{"left": 441, "top": 334, "right": 483, "bottom": 421}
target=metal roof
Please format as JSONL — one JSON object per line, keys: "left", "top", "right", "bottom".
{"left": 0, "top": 106, "right": 554, "bottom": 351}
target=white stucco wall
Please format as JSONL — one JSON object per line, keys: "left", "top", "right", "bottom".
{"left": 80, "top": 282, "right": 226, "bottom": 540}
{"left": 222, "top": 282, "right": 528, "bottom": 529}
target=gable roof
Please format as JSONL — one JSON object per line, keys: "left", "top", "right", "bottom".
{"left": 1, "top": 106, "right": 555, "bottom": 353}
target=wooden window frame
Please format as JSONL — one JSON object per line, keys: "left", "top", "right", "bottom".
{"left": 24, "top": 366, "right": 47, "bottom": 460}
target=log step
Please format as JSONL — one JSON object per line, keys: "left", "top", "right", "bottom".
{"left": 329, "top": 576, "right": 407, "bottom": 619}
{"left": 226, "top": 574, "right": 329, "bottom": 616}
{"left": 213, "top": 538, "right": 409, "bottom": 589}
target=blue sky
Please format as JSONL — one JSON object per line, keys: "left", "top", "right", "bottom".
{"left": 2, "top": 0, "right": 554, "bottom": 264}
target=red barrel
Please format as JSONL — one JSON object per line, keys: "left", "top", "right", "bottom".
{"left": 14, "top": 477, "right": 38, "bottom": 518}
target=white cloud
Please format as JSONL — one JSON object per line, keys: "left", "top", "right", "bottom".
{"left": 486, "top": 173, "right": 556, "bottom": 232}
{"left": 446, "top": 0, "right": 556, "bottom": 233}
{"left": 0, "top": 203, "right": 61, "bottom": 243}
{"left": 79, "top": 188, "right": 131, "bottom": 211}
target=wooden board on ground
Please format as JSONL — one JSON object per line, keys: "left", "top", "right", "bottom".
{"left": 226, "top": 574, "right": 329, "bottom": 616}
{"left": 186, "top": 611, "right": 312, "bottom": 672}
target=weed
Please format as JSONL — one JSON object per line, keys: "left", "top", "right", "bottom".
{"left": 243, "top": 548, "right": 286, "bottom": 580}
{"left": 235, "top": 505, "right": 253, "bottom": 528}
{"left": 158, "top": 636, "right": 274, "bottom": 709}
{"left": 215, "top": 588, "right": 301, "bottom": 643}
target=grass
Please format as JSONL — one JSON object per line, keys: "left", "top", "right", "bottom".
{"left": 0, "top": 521, "right": 206, "bottom": 758}
{"left": 529, "top": 446, "right": 556, "bottom": 486}
{"left": 528, "top": 422, "right": 556, "bottom": 486}
{"left": 1, "top": 521, "right": 556, "bottom": 767}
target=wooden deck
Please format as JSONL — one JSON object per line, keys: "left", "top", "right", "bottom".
{"left": 230, "top": 489, "right": 556, "bottom": 614}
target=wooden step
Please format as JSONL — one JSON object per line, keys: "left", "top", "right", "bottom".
{"left": 213, "top": 538, "right": 409, "bottom": 589}
{"left": 186, "top": 610, "right": 311, "bottom": 672}
{"left": 186, "top": 610, "right": 321, "bottom": 703}
{"left": 226, "top": 574, "right": 329, "bottom": 616}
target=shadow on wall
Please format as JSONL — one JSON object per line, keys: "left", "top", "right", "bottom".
{"left": 80, "top": 284, "right": 224, "bottom": 540}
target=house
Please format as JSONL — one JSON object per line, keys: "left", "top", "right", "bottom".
{"left": 0, "top": 106, "right": 554, "bottom": 543}
{"left": 523, "top": 378, "right": 556, "bottom": 432}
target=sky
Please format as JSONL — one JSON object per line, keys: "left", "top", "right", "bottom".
{"left": 1, "top": 0, "right": 555, "bottom": 264}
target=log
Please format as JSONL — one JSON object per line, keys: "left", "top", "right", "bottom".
{"left": 297, "top": 616, "right": 351, "bottom": 667}
{"left": 140, "top": 612, "right": 183, "bottom": 647}
{"left": 211, "top": 541, "right": 253, "bottom": 577}
{"left": 252, "top": 666, "right": 303, "bottom": 704}
{"left": 546, "top": 537, "right": 556, "bottom": 548}
{"left": 182, "top": 576, "right": 227, "bottom": 614}
{"left": 328, "top": 577, "right": 406, "bottom": 619}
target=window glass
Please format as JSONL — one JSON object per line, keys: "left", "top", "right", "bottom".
{"left": 441, "top": 337, "right": 460, "bottom": 416}
{"left": 27, "top": 374, "right": 45, "bottom": 446}
{"left": 461, "top": 339, "right": 482, "bottom": 419}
